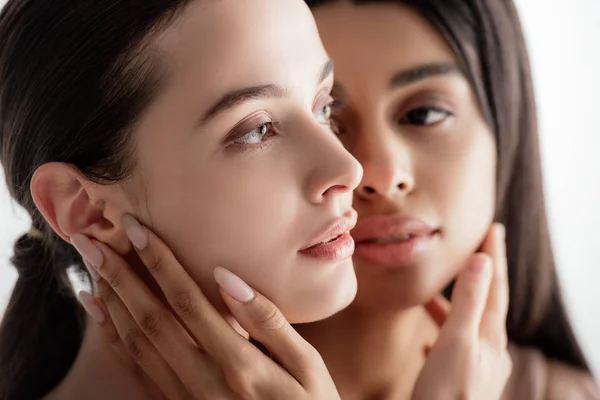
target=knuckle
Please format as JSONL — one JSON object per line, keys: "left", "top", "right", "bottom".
{"left": 103, "top": 266, "right": 122, "bottom": 289}
{"left": 256, "top": 306, "right": 286, "bottom": 331}
{"left": 96, "top": 281, "right": 113, "bottom": 301}
{"left": 146, "top": 253, "right": 163, "bottom": 275}
{"left": 225, "top": 365, "right": 263, "bottom": 399}
{"left": 123, "top": 328, "right": 144, "bottom": 358}
{"left": 171, "top": 291, "right": 197, "bottom": 318}
{"left": 138, "top": 311, "right": 162, "bottom": 338}
{"left": 296, "top": 341, "right": 324, "bottom": 370}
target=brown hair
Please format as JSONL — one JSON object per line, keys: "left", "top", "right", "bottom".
{"left": 0, "top": 1, "right": 192, "bottom": 398}
{"left": 306, "top": 0, "right": 590, "bottom": 371}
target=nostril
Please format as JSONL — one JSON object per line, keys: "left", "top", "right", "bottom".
{"left": 323, "top": 184, "right": 348, "bottom": 197}
{"left": 398, "top": 182, "right": 407, "bottom": 191}
{"left": 362, "top": 186, "right": 376, "bottom": 194}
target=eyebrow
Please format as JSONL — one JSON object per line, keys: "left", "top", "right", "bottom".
{"left": 390, "top": 62, "right": 462, "bottom": 89}
{"left": 200, "top": 59, "right": 336, "bottom": 124}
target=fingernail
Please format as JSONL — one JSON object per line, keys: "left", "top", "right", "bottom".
{"left": 469, "top": 255, "right": 491, "bottom": 275}
{"left": 122, "top": 214, "right": 148, "bottom": 251}
{"left": 213, "top": 267, "right": 255, "bottom": 303}
{"left": 83, "top": 259, "right": 101, "bottom": 282}
{"left": 71, "top": 234, "right": 104, "bottom": 269}
{"left": 78, "top": 291, "right": 106, "bottom": 324}
{"left": 498, "top": 223, "right": 506, "bottom": 240}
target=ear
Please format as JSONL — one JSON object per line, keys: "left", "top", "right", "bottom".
{"left": 30, "top": 162, "right": 134, "bottom": 254}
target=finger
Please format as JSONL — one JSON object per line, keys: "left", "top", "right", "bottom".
{"left": 480, "top": 223, "right": 509, "bottom": 342}
{"left": 216, "top": 267, "right": 321, "bottom": 385}
{"left": 121, "top": 215, "right": 249, "bottom": 366}
{"left": 74, "top": 233, "right": 216, "bottom": 393}
{"left": 441, "top": 253, "right": 493, "bottom": 340}
{"left": 424, "top": 295, "right": 451, "bottom": 328}
{"left": 95, "top": 279, "right": 192, "bottom": 400}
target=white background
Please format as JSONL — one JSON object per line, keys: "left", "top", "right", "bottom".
{"left": 1, "top": 0, "right": 599, "bottom": 375}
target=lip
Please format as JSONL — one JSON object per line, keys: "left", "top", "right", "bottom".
{"left": 299, "top": 210, "right": 358, "bottom": 262}
{"left": 301, "top": 209, "right": 358, "bottom": 251}
{"left": 352, "top": 214, "right": 438, "bottom": 267}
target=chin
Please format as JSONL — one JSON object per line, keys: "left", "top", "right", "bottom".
{"left": 284, "top": 262, "right": 358, "bottom": 324}
{"left": 351, "top": 258, "right": 457, "bottom": 312}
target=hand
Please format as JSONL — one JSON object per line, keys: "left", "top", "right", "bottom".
{"left": 412, "top": 223, "right": 512, "bottom": 400}
{"left": 73, "top": 215, "right": 340, "bottom": 400}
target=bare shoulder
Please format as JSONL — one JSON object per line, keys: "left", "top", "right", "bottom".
{"left": 502, "top": 344, "right": 599, "bottom": 400}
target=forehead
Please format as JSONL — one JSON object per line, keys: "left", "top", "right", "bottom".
{"left": 154, "top": 0, "right": 329, "bottom": 97}
{"left": 312, "top": 3, "right": 458, "bottom": 90}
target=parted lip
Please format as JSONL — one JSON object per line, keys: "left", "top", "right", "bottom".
{"left": 301, "top": 209, "right": 358, "bottom": 250}
{"left": 352, "top": 214, "right": 436, "bottom": 243}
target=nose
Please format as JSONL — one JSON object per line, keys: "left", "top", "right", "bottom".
{"left": 303, "top": 122, "right": 363, "bottom": 206}
{"left": 353, "top": 129, "right": 414, "bottom": 201}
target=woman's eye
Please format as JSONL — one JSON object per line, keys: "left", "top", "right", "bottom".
{"left": 315, "top": 102, "right": 333, "bottom": 124}
{"left": 399, "top": 107, "right": 451, "bottom": 126}
{"left": 234, "top": 122, "right": 275, "bottom": 145}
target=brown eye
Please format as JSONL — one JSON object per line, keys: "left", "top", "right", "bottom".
{"left": 399, "top": 107, "right": 451, "bottom": 126}
{"left": 234, "top": 122, "right": 275, "bottom": 145}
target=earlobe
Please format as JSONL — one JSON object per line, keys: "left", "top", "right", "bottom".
{"left": 30, "top": 162, "right": 130, "bottom": 253}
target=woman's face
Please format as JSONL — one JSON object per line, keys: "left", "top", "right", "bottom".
{"left": 312, "top": 2, "right": 496, "bottom": 309}
{"left": 121, "top": 0, "right": 363, "bottom": 323}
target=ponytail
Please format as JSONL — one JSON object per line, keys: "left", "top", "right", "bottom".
{"left": 0, "top": 231, "right": 85, "bottom": 400}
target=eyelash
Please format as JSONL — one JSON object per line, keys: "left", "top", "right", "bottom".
{"left": 229, "top": 98, "right": 339, "bottom": 152}
{"left": 398, "top": 106, "right": 453, "bottom": 126}
{"left": 230, "top": 120, "right": 281, "bottom": 152}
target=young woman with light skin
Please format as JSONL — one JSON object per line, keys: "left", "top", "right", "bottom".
{"left": 69, "top": 1, "right": 599, "bottom": 400}
{"left": 0, "top": 0, "right": 367, "bottom": 398}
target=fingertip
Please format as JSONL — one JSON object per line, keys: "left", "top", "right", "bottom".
{"left": 468, "top": 253, "right": 492, "bottom": 277}
{"left": 122, "top": 214, "right": 148, "bottom": 251}
{"left": 78, "top": 290, "right": 107, "bottom": 325}
{"left": 213, "top": 266, "right": 255, "bottom": 304}
{"left": 495, "top": 222, "right": 506, "bottom": 239}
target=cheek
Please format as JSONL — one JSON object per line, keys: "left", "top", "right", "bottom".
{"left": 138, "top": 157, "right": 305, "bottom": 303}
{"left": 426, "top": 125, "right": 496, "bottom": 252}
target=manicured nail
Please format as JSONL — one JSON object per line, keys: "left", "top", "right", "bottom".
{"left": 469, "top": 255, "right": 491, "bottom": 275}
{"left": 497, "top": 223, "right": 506, "bottom": 241}
{"left": 213, "top": 267, "right": 255, "bottom": 303}
{"left": 83, "top": 259, "right": 101, "bottom": 282}
{"left": 78, "top": 291, "right": 106, "bottom": 324}
{"left": 122, "top": 214, "right": 148, "bottom": 251}
{"left": 71, "top": 234, "right": 104, "bottom": 269}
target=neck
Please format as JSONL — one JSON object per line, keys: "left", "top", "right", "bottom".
{"left": 45, "top": 317, "right": 154, "bottom": 400}
{"left": 295, "top": 304, "right": 438, "bottom": 400}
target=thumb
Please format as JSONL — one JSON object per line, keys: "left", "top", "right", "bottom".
{"left": 440, "top": 253, "right": 493, "bottom": 341}
{"left": 214, "top": 267, "right": 322, "bottom": 383}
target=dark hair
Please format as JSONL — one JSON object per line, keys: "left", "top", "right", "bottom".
{"left": 0, "top": 1, "right": 193, "bottom": 398}
{"left": 306, "top": 0, "right": 591, "bottom": 372}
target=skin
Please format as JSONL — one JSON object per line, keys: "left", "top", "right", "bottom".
{"left": 32, "top": 0, "right": 363, "bottom": 325}
{"left": 71, "top": 2, "right": 510, "bottom": 399}
{"left": 293, "top": 3, "right": 497, "bottom": 399}
{"left": 67, "top": 2, "right": 594, "bottom": 400}
{"left": 31, "top": 0, "right": 364, "bottom": 397}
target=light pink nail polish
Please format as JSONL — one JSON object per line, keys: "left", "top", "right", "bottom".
{"left": 213, "top": 267, "right": 255, "bottom": 303}
{"left": 71, "top": 234, "right": 104, "bottom": 269}
{"left": 79, "top": 291, "right": 106, "bottom": 324}
{"left": 122, "top": 214, "right": 148, "bottom": 251}
{"left": 83, "top": 259, "right": 101, "bottom": 282}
